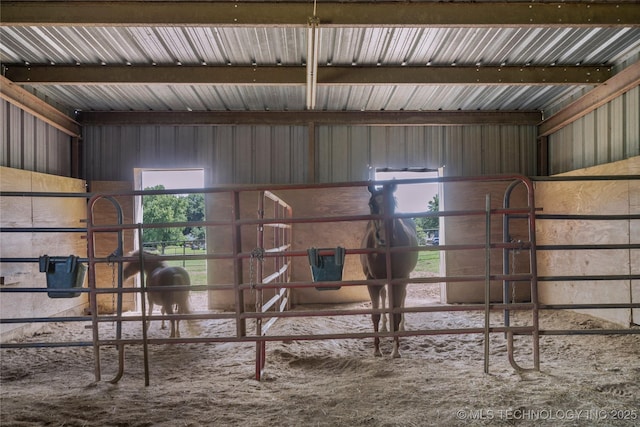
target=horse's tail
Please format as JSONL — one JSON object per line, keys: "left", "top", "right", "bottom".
{"left": 183, "top": 298, "right": 202, "bottom": 336}
{"left": 173, "top": 270, "right": 191, "bottom": 312}
{"left": 175, "top": 271, "right": 201, "bottom": 336}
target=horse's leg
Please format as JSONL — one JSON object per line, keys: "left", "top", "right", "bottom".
{"left": 146, "top": 297, "right": 154, "bottom": 332}
{"left": 174, "top": 303, "right": 181, "bottom": 338}
{"left": 178, "top": 291, "right": 195, "bottom": 336}
{"left": 160, "top": 306, "right": 167, "bottom": 330}
{"left": 165, "top": 303, "right": 176, "bottom": 338}
{"left": 399, "top": 285, "right": 406, "bottom": 332}
{"left": 367, "top": 284, "right": 382, "bottom": 357}
{"left": 380, "top": 285, "right": 388, "bottom": 333}
{"left": 390, "top": 283, "right": 407, "bottom": 358}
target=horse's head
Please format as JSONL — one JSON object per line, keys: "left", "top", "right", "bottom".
{"left": 122, "top": 249, "right": 161, "bottom": 278}
{"left": 122, "top": 249, "right": 141, "bottom": 278}
{"left": 367, "top": 183, "right": 397, "bottom": 246}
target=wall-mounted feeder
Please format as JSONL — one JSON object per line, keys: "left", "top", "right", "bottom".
{"left": 307, "top": 247, "right": 345, "bottom": 290}
{"left": 39, "top": 255, "right": 86, "bottom": 298}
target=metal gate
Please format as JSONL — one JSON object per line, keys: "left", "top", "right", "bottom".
{"left": 2, "top": 175, "right": 638, "bottom": 385}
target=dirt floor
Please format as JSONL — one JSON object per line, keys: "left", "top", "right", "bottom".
{"left": 2, "top": 280, "right": 639, "bottom": 426}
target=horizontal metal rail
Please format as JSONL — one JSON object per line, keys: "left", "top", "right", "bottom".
{"left": 0, "top": 227, "right": 87, "bottom": 233}
{"left": 4, "top": 174, "right": 638, "bottom": 384}
{"left": 90, "top": 326, "right": 538, "bottom": 347}
{"left": 1, "top": 341, "right": 94, "bottom": 349}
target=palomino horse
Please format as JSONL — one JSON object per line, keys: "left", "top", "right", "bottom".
{"left": 123, "top": 250, "right": 191, "bottom": 338}
{"left": 361, "top": 184, "right": 418, "bottom": 358}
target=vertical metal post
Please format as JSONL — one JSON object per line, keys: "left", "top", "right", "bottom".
{"left": 87, "top": 195, "right": 126, "bottom": 383}
{"left": 484, "top": 193, "right": 491, "bottom": 374}
{"left": 526, "top": 181, "right": 541, "bottom": 371}
{"left": 255, "top": 192, "right": 265, "bottom": 380}
{"left": 104, "top": 196, "right": 125, "bottom": 385}
{"left": 383, "top": 184, "right": 395, "bottom": 335}
{"left": 86, "top": 201, "right": 101, "bottom": 382}
{"left": 285, "top": 203, "right": 293, "bottom": 310}
{"left": 502, "top": 181, "right": 521, "bottom": 337}
{"left": 137, "top": 225, "right": 150, "bottom": 387}
{"left": 231, "top": 190, "right": 246, "bottom": 337}
{"left": 505, "top": 178, "right": 540, "bottom": 372}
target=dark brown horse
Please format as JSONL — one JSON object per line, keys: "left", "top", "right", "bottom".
{"left": 123, "top": 250, "right": 191, "bottom": 338}
{"left": 361, "top": 184, "right": 418, "bottom": 358}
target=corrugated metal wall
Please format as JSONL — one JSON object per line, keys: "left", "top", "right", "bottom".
{"left": 317, "top": 125, "right": 538, "bottom": 181}
{"left": 0, "top": 99, "right": 72, "bottom": 176}
{"left": 548, "top": 86, "right": 640, "bottom": 175}
{"left": 83, "top": 123, "right": 538, "bottom": 184}
{"left": 83, "top": 125, "right": 308, "bottom": 184}
{"left": 9, "top": 87, "right": 638, "bottom": 184}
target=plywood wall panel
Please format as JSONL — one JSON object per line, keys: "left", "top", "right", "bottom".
{"left": 0, "top": 101, "right": 6, "bottom": 165}
{"left": 631, "top": 178, "right": 640, "bottom": 325}
{"left": 276, "top": 187, "right": 371, "bottom": 305}
{"left": 206, "top": 187, "right": 371, "bottom": 309}
{"left": 89, "top": 181, "right": 135, "bottom": 313}
{"left": 536, "top": 156, "right": 640, "bottom": 326}
{"left": 1, "top": 167, "right": 87, "bottom": 341}
{"left": 440, "top": 179, "right": 531, "bottom": 303}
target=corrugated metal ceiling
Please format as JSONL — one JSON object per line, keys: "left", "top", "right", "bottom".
{"left": 3, "top": 26, "right": 638, "bottom": 67}
{"left": 1, "top": 2, "right": 639, "bottom": 115}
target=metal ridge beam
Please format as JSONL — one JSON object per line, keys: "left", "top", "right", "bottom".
{"left": 0, "top": 75, "right": 80, "bottom": 137}
{"left": 4, "top": 65, "right": 612, "bottom": 86}
{"left": 2, "top": 1, "right": 639, "bottom": 27}
{"left": 539, "top": 61, "right": 640, "bottom": 137}
{"left": 77, "top": 110, "right": 542, "bottom": 126}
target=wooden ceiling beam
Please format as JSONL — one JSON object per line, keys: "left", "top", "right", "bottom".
{"left": 76, "top": 110, "right": 542, "bottom": 126}
{"left": 2, "top": 1, "right": 638, "bottom": 27}
{"left": 4, "top": 65, "right": 612, "bottom": 86}
{"left": 539, "top": 61, "right": 640, "bottom": 137}
{"left": 0, "top": 75, "right": 80, "bottom": 137}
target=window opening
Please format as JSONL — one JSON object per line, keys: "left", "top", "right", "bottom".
{"left": 374, "top": 168, "right": 441, "bottom": 303}
{"left": 133, "top": 168, "right": 207, "bottom": 312}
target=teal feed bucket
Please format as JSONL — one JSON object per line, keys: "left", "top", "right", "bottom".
{"left": 39, "top": 255, "right": 86, "bottom": 298}
{"left": 307, "top": 247, "right": 345, "bottom": 290}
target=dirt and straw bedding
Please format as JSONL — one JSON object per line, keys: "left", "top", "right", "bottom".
{"left": 1, "top": 282, "right": 639, "bottom": 427}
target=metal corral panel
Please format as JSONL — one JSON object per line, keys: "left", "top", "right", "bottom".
{"left": 83, "top": 124, "right": 308, "bottom": 184}
{"left": 548, "top": 86, "right": 640, "bottom": 174}
{"left": 0, "top": 100, "right": 71, "bottom": 176}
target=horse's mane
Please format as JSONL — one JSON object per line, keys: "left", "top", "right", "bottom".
{"left": 127, "top": 249, "right": 160, "bottom": 257}
{"left": 125, "top": 249, "right": 170, "bottom": 268}
{"left": 368, "top": 186, "right": 399, "bottom": 210}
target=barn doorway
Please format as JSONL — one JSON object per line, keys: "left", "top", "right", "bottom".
{"left": 374, "top": 168, "right": 442, "bottom": 303}
{"left": 132, "top": 168, "right": 208, "bottom": 313}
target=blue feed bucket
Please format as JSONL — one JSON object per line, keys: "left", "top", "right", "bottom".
{"left": 307, "top": 247, "right": 345, "bottom": 290}
{"left": 39, "top": 255, "right": 86, "bottom": 298}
